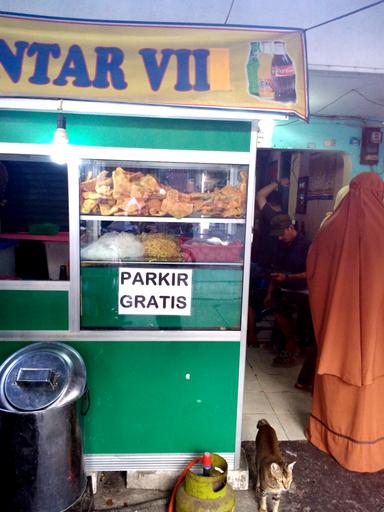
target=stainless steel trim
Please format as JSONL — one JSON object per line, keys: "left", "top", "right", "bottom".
{"left": 68, "top": 159, "right": 81, "bottom": 332}
{"left": 0, "top": 143, "right": 251, "bottom": 165}
{"left": 0, "top": 331, "right": 241, "bottom": 342}
{"left": 0, "top": 281, "right": 69, "bottom": 291}
{"left": 0, "top": 143, "right": 52, "bottom": 155}
{"left": 235, "top": 120, "right": 258, "bottom": 469}
{"left": 81, "top": 261, "right": 243, "bottom": 267}
{"left": 84, "top": 452, "right": 235, "bottom": 472}
{"left": 72, "top": 146, "right": 251, "bottom": 164}
{"left": 0, "top": 98, "right": 287, "bottom": 123}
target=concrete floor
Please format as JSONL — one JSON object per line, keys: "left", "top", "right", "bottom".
{"left": 71, "top": 471, "right": 259, "bottom": 511}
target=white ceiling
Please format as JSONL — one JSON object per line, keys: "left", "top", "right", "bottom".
{"left": 1, "top": 0, "right": 383, "bottom": 121}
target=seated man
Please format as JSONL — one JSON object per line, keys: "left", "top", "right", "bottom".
{"left": 264, "top": 214, "right": 311, "bottom": 367}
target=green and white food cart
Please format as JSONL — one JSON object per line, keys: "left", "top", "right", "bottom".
{"left": 0, "top": 13, "right": 308, "bottom": 480}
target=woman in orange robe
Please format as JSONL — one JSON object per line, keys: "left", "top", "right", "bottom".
{"left": 306, "top": 171, "right": 384, "bottom": 472}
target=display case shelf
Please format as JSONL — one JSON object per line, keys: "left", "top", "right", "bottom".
{"left": 81, "top": 260, "right": 242, "bottom": 267}
{"left": 80, "top": 215, "right": 245, "bottom": 224}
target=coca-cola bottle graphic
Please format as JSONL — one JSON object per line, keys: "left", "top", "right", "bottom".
{"left": 271, "top": 40, "right": 296, "bottom": 103}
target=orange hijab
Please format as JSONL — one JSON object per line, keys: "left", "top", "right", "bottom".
{"left": 307, "top": 172, "right": 384, "bottom": 386}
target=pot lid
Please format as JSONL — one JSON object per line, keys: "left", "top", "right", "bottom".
{"left": 0, "top": 343, "right": 86, "bottom": 412}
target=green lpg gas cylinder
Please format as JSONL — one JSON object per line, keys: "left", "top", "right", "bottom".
{"left": 175, "top": 453, "right": 236, "bottom": 511}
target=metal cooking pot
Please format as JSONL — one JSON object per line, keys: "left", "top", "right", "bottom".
{"left": 0, "top": 342, "right": 87, "bottom": 512}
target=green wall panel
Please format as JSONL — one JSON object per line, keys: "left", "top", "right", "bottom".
{"left": 81, "top": 266, "right": 242, "bottom": 329}
{"left": 0, "top": 290, "right": 68, "bottom": 330}
{"left": 0, "top": 111, "right": 251, "bottom": 152}
{"left": 0, "top": 341, "right": 240, "bottom": 454}
{"left": 3, "top": 110, "right": 383, "bottom": 176}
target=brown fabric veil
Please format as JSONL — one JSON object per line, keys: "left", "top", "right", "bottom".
{"left": 307, "top": 172, "right": 384, "bottom": 386}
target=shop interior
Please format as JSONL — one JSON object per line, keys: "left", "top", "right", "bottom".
{"left": 243, "top": 147, "right": 347, "bottom": 441}
{"left": 0, "top": 148, "right": 347, "bottom": 440}
{"left": 255, "top": 148, "right": 346, "bottom": 241}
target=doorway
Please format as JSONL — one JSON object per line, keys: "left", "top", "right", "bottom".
{"left": 255, "top": 149, "right": 347, "bottom": 241}
{"left": 242, "top": 148, "right": 348, "bottom": 441}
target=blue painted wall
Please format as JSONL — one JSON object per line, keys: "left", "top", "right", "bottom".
{"left": 271, "top": 117, "right": 384, "bottom": 177}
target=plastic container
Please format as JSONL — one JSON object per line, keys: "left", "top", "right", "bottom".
{"left": 28, "top": 223, "right": 60, "bottom": 236}
{"left": 182, "top": 240, "right": 243, "bottom": 262}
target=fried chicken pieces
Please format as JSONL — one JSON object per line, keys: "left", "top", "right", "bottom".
{"left": 80, "top": 167, "right": 246, "bottom": 219}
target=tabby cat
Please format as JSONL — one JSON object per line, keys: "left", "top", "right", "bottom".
{"left": 255, "top": 419, "right": 296, "bottom": 512}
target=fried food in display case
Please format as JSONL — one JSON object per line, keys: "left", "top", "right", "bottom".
{"left": 80, "top": 230, "right": 184, "bottom": 262}
{"left": 80, "top": 166, "right": 247, "bottom": 219}
{"left": 141, "top": 233, "right": 183, "bottom": 261}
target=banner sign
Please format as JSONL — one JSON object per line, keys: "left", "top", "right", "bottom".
{"left": 119, "top": 268, "right": 192, "bottom": 316}
{"left": 0, "top": 14, "right": 308, "bottom": 119}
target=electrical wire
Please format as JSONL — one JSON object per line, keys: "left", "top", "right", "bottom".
{"left": 305, "top": 0, "right": 384, "bottom": 31}
{"left": 313, "top": 89, "right": 356, "bottom": 114}
{"left": 313, "top": 88, "right": 384, "bottom": 115}
{"left": 93, "top": 495, "right": 169, "bottom": 511}
{"left": 224, "top": 0, "right": 236, "bottom": 23}
{"left": 223, "top": 0, "right": 384, "bottom": 120}
{"left": 273, "top": 119, "right": 302, "bottom": 127}
{"left": 274, "top": 115, "right": 372, "bottom": 127}
{"left": 289, "top": 153, "right": 300, "bottom": 184}
{"left": 224, "top": 0, "right": 384, "bottom": 28}
{"left": 352, "top": 89, "right": 384, "bottom": 107}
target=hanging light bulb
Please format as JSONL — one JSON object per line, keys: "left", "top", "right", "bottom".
{"left": 51, "top": 103, "right": 69, "bottom": 165}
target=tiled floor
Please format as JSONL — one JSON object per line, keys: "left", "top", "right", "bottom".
{"left": 242, "top": 341, "right": 312, "bottom": 442}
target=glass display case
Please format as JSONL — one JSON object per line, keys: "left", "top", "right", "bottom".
{"left": 79, "top": 159, "right": 249, "bottom": 330}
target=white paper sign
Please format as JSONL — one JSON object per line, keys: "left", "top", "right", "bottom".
{"left": 118, "top": 268, "right": 192, "bottom": 316}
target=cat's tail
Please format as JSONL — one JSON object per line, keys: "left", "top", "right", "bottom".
{"left": 257, "top": 419, "right": 270, "bottom": 428}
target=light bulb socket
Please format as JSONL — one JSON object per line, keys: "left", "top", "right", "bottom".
{"left": 57, "top": 113, "right": 66, "bottom": 130}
